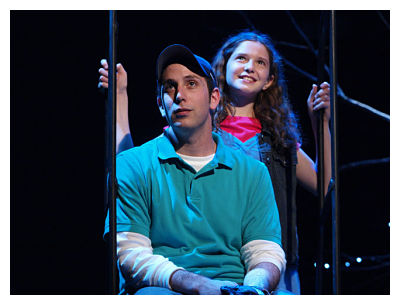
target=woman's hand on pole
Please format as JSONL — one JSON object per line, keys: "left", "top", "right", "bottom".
{"left": 307, "top": 82, "right": 331, "bottom": 128}
{"left": 98, "top": 59, "right": 133, "bottom": 153}
{"left": 98, "top": 59, "right": 128, "bottom": 94}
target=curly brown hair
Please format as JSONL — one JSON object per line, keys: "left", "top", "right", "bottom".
{"left": 212, "top": 30, "right": 300, "bottom": 154}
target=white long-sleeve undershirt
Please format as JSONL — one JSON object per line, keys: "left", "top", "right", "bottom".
{"left": 241, "top": 239, "right": 286, "bottom": 274}
{"left": 117, "top": 231, "right": 286, "bottom": 289}
{"left": 117, "top": 232, "right": 183, "bottom": 289}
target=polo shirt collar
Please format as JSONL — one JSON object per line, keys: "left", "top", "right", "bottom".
{"left": 156, "top": 130, "right": 180, "bottom": 161}
{"left": 156, "top": 129, "right": 235, "bottom": 169}
{"left": 210, "top": 132, "right": 235, "bottom": 169}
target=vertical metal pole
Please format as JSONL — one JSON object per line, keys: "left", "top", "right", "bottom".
{"left": 315, "top": 11, "right": 328, "bottom": 295}
{"left": 106, "top": 10, "right": 118, "bottom": 295}
{"left": 330, "top": 10, "right": 340, "bottom": 295}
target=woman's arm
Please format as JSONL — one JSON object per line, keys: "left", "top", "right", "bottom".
{"left": 98, "top": 59, "right": 134, "bottom": 154}
{"left": 296, "top": 82, "right": 331, "bottom": 195}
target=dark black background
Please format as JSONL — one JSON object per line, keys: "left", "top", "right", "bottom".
{"left": 11, "top": 10, "right": 390, "bottom": 294}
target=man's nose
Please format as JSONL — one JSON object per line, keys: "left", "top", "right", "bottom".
{"left": 174, "top": 89, "right": 184, "bottom": 104}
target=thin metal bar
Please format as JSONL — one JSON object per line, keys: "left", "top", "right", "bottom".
{"left": 339, "top": 157, "right": 389, "bottom": 172}
{"left": 330, "top": 10, "right": 340, "bottom": 295}
{"left": 285, "top": 11, "right": 389, "bottom": 123}
{"left": 282, "top": 58, "right": 390, "bottom": 121}
{"left": 315, "top": 10, "right": 328, "bottom": 295}
{"left": 339, "top": 94, "right": 390, "bottom": 121}
{"left": 106, "top": 10, "right": 118, "bottom": 295}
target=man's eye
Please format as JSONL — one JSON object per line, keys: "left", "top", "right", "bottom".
{"left": 164, "top": 85, "right": 174, "bottom": 93}
{"left": 188, "top": 80, "right": 197, "bottom": 87}
{"left": 163, "top": 81, "right": 177, "bottom": 93}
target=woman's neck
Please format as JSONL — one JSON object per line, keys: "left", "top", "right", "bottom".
{"left": 228, "top": 93, "right": 256, "bottom": 117}
{"left": 229, "top": 101, "right": 255, "bottom": 117}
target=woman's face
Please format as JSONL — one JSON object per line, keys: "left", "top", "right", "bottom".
{"left": 225, "top": 40, "right": 274, "bottom": 101}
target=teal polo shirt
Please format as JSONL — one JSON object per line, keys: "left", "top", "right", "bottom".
{"left": 104, "top": 130, "right": 281, "bottom": 284}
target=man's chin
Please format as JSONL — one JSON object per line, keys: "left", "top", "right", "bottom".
{"left": 171, "top": 121, "right": 198, "bottom": 131}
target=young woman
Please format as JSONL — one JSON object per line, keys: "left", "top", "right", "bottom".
{"left": 210, "top": 31, "right": 331, "bottom": 294}
{"left": 98, "top": 31, "right": 331, "bottom": 294}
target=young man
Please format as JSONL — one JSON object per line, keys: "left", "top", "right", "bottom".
{"left": 103, "top": 45, "right": 285, "bottom": 295}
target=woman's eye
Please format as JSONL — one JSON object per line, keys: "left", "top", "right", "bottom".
{"left": 258, "top": 60, "right": 266, "bottom": 66}
{"left": 188, "top": 81, "right": 197, "bottom": 87}
{"left": 237, "top": 56, "right": 246, "bottom": 61}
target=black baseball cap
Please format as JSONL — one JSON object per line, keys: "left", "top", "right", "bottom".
{"left": 156, "top": 44, "right": 217, "bottom": 87}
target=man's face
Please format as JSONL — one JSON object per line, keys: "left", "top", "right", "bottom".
{"left": 159, "top": 63, "right": 218, "bottom": 130}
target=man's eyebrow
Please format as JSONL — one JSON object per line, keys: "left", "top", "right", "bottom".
{"left": 161, "top": 74, "right": 202, "bottom": 84}
{"left": 161, "top": 78, "right": 176, "bottom": 84}
{"left": 183, "top": 74, "right": 202, "bottom": 81}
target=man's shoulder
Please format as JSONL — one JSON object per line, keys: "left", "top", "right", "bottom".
{"left": 118, "top": 135, "right": 162, "bottom": 158}
{"left": 116, "top": 135, "right": 164, "bottom": 168}
{"left": 231, "top": 147, "right": 267, "bottom": 172}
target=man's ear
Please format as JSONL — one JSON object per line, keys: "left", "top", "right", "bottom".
{"left": 262, "top": 75, "right": 275, "bottom": 91}
{"left": 157, "top": 97, "right": 166, "bottom": 117}
{"left": 209, "top": 87, "right": 220, "bottom": 111}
